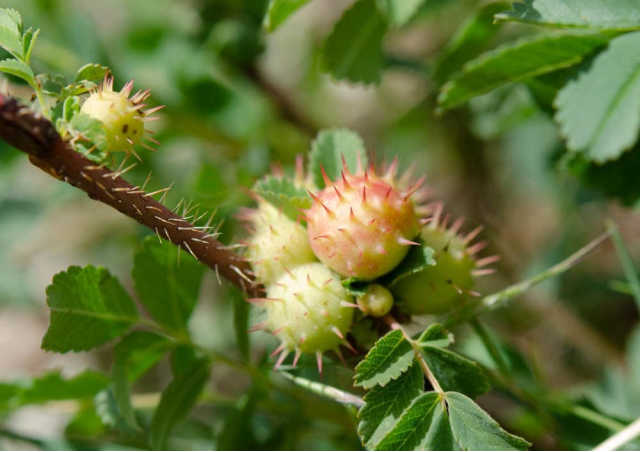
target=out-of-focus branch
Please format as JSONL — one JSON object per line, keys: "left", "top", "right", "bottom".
{"left": 0, "top": 95, "right": 259, "bottom": 296}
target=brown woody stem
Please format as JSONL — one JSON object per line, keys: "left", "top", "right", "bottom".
{"left": 0, "top": 95, "right": 258, "bottom": 295}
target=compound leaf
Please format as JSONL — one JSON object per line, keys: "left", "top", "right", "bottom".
{"left": 354, "top": 329, "right": 413, "bottom": 389}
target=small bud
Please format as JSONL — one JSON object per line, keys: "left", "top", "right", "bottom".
{"left": 357, "top": 284, "right": 394, "bottom": 317}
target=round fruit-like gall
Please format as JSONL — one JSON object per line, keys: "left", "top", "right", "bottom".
{"left": 263, "top": 263, "right": 355, "bottom": 358}
{"left": 392, "top": 207, "right": 494, "bottom": 315}
{"left": 357, "top": 284, "right": 394, "bottom": 317}
{"left": 306, "top": 165, "right": 420, "bottom": 280}
{"left": 80, "top": 76, "right": 161, "bottom": 156}
{"left": 244, "top": 201, "right": 316, "bottom": 285}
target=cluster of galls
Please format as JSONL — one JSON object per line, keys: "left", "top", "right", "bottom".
{"left": 241, "top": 158, "right": 497, "bottom": 373}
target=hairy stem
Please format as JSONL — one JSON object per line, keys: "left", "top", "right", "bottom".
{"left": 0, "top": 95, "right": 258, "bottom": 295}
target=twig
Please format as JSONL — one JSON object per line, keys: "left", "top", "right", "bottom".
{"left": 279, "top": 372, "right": 364, "bottom": 408}
{"left": 606, "top": 219, "right": 640, "bottom": 311}
{"left": 0, "top": 95, "right": 259, "bottom": 296}
{"left": 594, "top": 416, "right": 640, "bottom": 451}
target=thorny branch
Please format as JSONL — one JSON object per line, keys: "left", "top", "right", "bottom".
{"left": 0, "top": 95, "right": 259, "bottom": 296}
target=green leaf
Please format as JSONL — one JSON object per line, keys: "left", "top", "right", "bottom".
{"left": 358, "top": 363, "right": 424, "bottom": 449}
{"left": 253, "top": 175, "right": 311, "bottom": 221}
{"left": 376, "top": 392, "right": 454, "bottom": 450}
{"left": 385, "top": 243, "right": 436, "bottom": 287}
{"left": 263, "top": 0, "right": 311, "bottom": 32}
{"left": 42, "top": 266, "right": 138, "bottom": 352}
{"left": 438, "top": 33, "right": 610, "bottom": 111}
{"left": 0, "top": 58, "right": 35, "bottom": 87}
{"left": 416, "top": 323, "right": 453, "bottom": 348}
{"left": 354, "top": 329, "right": 414, "bottom": 389}
{"left": 323, "top": 0, "right": 388, "bottom": 84}
{"left": 0, "top": 25, "right": 23, "bottom": 58}
{"left": 309, "top": 128, "right": 367, "bottom": 189}
{"left": 446, "top": 391, "right": 531, "bottom": 450}
{"left": 555, "top": 31, "right": 640, "bottom": 162}
{"left": 132, "top": 236, "right": 205, "bottom": 333}
{"left": 495, "top": 0, "right": 640, "bottom": 31}
{"left": 112, "top": 331, "right": 171, "bottom": 431}
{"left": 74, "top": 63, "right": 109, "bottom": 83}
{"left": 149, "top": 357, "right": 210, "bottom": 450}
{"left": 434, "top": 2, "right": 510, "bottom": 84}
{"left": 0, "top": 8, "right": 21, "bottom": 34}
{"left": 22, "top": 27, "right": 38, "bottom": 64}
{"left": 376, "top": 0, "right": 426, "bottom": 27}
{"left": 422, "top": 347, "right": 491, "bottom": 398}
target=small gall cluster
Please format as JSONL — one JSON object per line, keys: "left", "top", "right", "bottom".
{"left": 306, "top": 161, "right": 421, "bottom": 280}
{"left": 80, "top": 75, "right": 163, "bottom": 159}
{"left": 240, "top": 152, "right": 497, "bottom": 373}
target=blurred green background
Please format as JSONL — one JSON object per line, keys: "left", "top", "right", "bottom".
{"left": 0, "top": 0, "right": 639, "bottom": 449}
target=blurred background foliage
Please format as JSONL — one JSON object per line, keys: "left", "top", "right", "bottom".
{"left": 0, "top": 0, "right": 638, "bottom": 449}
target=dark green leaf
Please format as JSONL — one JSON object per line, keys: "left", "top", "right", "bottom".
{"left": 42, "top": 265, "right": 138, "bottom": 352}
{"left": 422, "top": 347, "right": 491, "bottom": 398}
{"left": 446, "top": 391, "right": 531, "bottom": 450}
{"left": 0, "top": 58, "right": 34, "bottom": 87}
{"left": 376, "top": 392, "right": 453, "bottom": 450}
{"left": 132, "top": 237, "right": 205, "bottom": 333}
{"left": 21, "top": 27, "right": 38, "bottom": 64}
{"left": 376, "top": 0, "right": 426, "bottom": 27}
{"left": 358, "top": 363, "right": 424, "bottom": 449}
{"left": 263, "top": 0, "right": 311, "bottom": 32}
{"left": 438, "top": 33, "right": 610, "bottom": 111}
{"left": 416, "top": 323, "right": 453, "bottom": 348}
{"left": 309, "top": 128, "right": 367, "bottom": 189}
{"left": 74, "top": 63, "right": 109, "bottom": 83}
{"left": 253, "top": 175, "right": 311, "bottom": 221}
{"left": 385, "top": 243, "right": 436, "bottom": 287}
{"left": 355, "top": 329, "right": 413, "bottom": 389}
{"left": 555, "top": 31, "right": 640, "bottom": 162}
{"left": 495, "top": 0, "right": 640, "bottom": 30}
{"left": 112, "top": 331, "right": 171, "bottom": 432}
{"left": 149, "top": 357, "right": 210, "bottom": 450}
{"left": 434, "top": 2, "right": 509, "bottom": 84}
{"left": 323, "top": 0, "right": 388, "bottom": 84}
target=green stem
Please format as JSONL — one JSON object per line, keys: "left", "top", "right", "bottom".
{"left": 279, "top": 373, "right": 364, "bottom": 408}
{"left": 594, "top": 416, "right": 640, "bottom": 451}
{"left": 470, "top": 318, "right": 510, "bottom": 377}
{"left": 445, "top": 230, "right": 612, "bottom": 326}
{"left": 569, "top": 405, "right": 626, "bottom": 433}
{"left": 607, "top": 219, "right": 640, "bottom": 311}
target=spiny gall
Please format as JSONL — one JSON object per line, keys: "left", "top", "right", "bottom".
{"left": 392, "top": 204, "right": 498, "bottom": 315}
{"left": 242, "top": 201, "right": 316, "bottom": 285}
{"left": 357, "top": 284, "right": 394, "bottom": 317}
{"left": 80, "top": 75, "right": 162, "bottom": 158}
{"left": 305, "top": 160, "right": 421, "bottom": 280}
{"left": 255, "top": 263, "right": 355, "bottom": 370}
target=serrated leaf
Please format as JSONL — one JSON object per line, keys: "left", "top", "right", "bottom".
{"left": 74, "top": 63, "right": 109, "bottom": 83}
{"left": 323, "top": 0, "right": 388, "bottom": 84}
{"left": 446, "top": 391, "right": 531, "bottom": 450}
{"left": 149, "top": 357, "right": 210, "bottom": 450}
{"left": 555, "top": 31, "right": 640, "bottom": 162}
{"left": 495, "top": 0, "right": 640, "bottom": 31}
{"left": 434, "top": 2, "right": 510, "bottom": 84}
{"left": 309, "top": 128, "right": 367, "bottom": 189}
{"left": 0, "top": 8, "right": 21, "bottom": 34}
{"left": 0, "top": 58, "right": 35, "bottom": 87}
{"left": 385, "top": 243, "right": 436, "bottom": 287}
{"left": 376, "top": 392, "right": 454, "bottom": 450}
{"left": 132, "top": 237, "right": 205, "bottom": 333}
{"left": 376, "top": 0, "right": 426, "bottom": 27}
{"left": 42, "top": 265, "right": 138, "bottom": 352}
{"left": 253, "top": 175, "right": 311, "bottom": 221}
{"left": 358, "top": 363, "right": 424, "bottom": 449}
{"left": 354, "top": 329, "right": 413, "bottom": 389}
{"left": 263, "top": 0, "right": 311, "bottom": 32}
{"left": 438, "top": 33, "right": 610, "bottom": 111}
{"left": 0, "top": 25, "right": 23, "bottom": 58}
{"left": 112, "top": 331, "right": 171, "bottom": 432}
{"left": 416, "top": 323, "right": 453, "bottom": 348}
{"left": 422, "top": 347, "right": 491, "bottom": 398}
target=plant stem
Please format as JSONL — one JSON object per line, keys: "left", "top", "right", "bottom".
{"left": 569, "top": 405, "right": 626, "bottom": 434}
{"left": 445, "top": 230, "right": 612, "bottom": 326}
{"left": 606, "top": 219, "right": 640, "bottom": 311}
{"left": 594, "top": 416, "right": 640, "bottom": 451}
{"left": 280, "top": 373, "right": 364, "bottom": 408}
{"left": 470, "top": 318, "right": 510, "bottom": 376}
